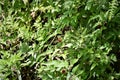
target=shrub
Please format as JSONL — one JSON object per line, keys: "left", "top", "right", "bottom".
{"left": 0, "top": 0, "right": 120, "bottom": 80}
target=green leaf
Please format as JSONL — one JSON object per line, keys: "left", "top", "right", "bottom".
{"left": 110, "top": 54, "right": 117, "bottom": 62}
{"left": 90, "top": 63, "right": 97, "bottom": 71}
{"left": 23, "top": 0, "right": 28, "bottom": 5}
{"left": 20, "top": 43, "right": 29, "bottom": 53}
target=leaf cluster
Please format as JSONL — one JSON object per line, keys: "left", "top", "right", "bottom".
{"left": 0, "top": 0, "right": 120, "bottom": 80}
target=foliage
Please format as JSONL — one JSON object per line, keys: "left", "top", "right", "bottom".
{"left": 0, "top": 0, "right": 120, "bottom": 80}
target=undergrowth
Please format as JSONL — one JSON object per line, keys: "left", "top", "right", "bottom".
{"left": 0, "top": 0, "right": 120, "bottom": 80}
